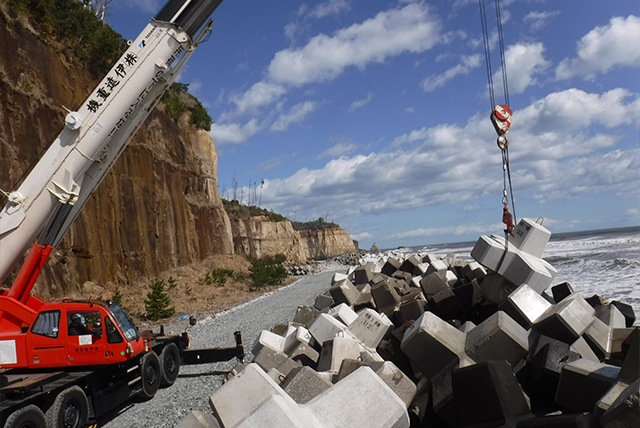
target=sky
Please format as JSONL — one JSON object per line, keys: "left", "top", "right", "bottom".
{"left": 104, "top": 0, "right": 640, "bottom": 250}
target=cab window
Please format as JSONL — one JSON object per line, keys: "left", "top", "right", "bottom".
{"left": 31, "top": 310, "right": 60, "bottom": 338}
{"left": 104, "top": 316, "right": 123, "bottom": 343}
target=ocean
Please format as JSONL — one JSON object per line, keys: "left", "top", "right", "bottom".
{"left": 399, "top": 226, "right": 640, "bottom": 318}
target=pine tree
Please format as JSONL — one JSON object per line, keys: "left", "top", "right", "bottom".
{"left": 144, "top": 279, "right": 175, "bottom": 321}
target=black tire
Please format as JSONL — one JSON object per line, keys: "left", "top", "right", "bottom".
{"left": 159, "top": 342, "right": 180, "bottom": 386}
{"left": 3, "top": 404, "right": 46, "bottom": 428}
{"left": 45, "top": 385, "right": 89, "bottom": 428}
{"left": 138, "top": 351, "right": 161, "bottom": 399}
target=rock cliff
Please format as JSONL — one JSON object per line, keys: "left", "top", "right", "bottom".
{"left": 0, "top": 3, "right": 356, "bottom": 299}
{"left": 0, "top": 4, "right": 233, "bottom": 298}
{"left": 230, "top": 217, "right": 357, "bottom": 264}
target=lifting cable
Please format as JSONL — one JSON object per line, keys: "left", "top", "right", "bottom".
{"left": 479, "top": 0, "right": 517, "bottom": 239}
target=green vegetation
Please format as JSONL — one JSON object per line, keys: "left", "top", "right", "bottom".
{"left": 291, "top": 217, "right": 339, "bottom": 231}
{"left": 222, "top": 199, "right": 288, "bottom": 222}
{"left": 111, "top": 288, "right": 123, "bottom": 306}
{"left": 249, "top": 254, "right": 288, "bottom": 289}
{"left": 8, "top": 0, "right": 126, "bottom": 76}
{"left": 144, "top": 278, "right": 176, "bottom": 321}
{"left": 161, "top": 82, "right": 213, "bottom": 131}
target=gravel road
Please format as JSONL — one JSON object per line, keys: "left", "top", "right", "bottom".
{"left": 100, "top": 267, "right": 345, "bottom": 428}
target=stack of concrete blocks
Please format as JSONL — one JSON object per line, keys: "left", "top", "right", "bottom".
{"left": 188, "top": 223, "right": 640, "bottom": 428}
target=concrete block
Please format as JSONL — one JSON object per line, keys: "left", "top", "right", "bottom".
{"left": 353, "top": 285, "right": 376, "bottom": 312}
{"left": 453, "top": 279, "right": 484, "bottom": 312}
{"left": 415, "top": 263, "right": 429, "bottom": 275}
{"left": 254, "top": 347, "right": 289, "bottom": 373}
{"left": 234, "top": 394, "right": 321, "bottom": 428}
{"left": 517, "top": 413, "right": 596, "bottom": 428}
{"left": 210, "top": 363, "right": 295, "bottom": 428}
{"left": 523, "top": 336, "right": 581, "bottom": 403}
{"left": 287, "top": 342, "right": 320, "bottom": 365}
{"left": 399, "top": 255, "right": 422, "bottom": 275}
{"left": 535, "top": 293, "right": 596, "bottom": 344}
{"left": 388, "top": 277, "right": 410, "bottom": 295}
{"left": 445, "top": 270, "right": 458, "bottom": 286}
{"left": 308, "top": 313, "right": 347, "bottom": 345}
{"left": 472, "top": 234, "right": 557, "bottom": 293}
{"left": 328, "top": 303, "right": 358, "bottom": 326}
{"left": 334, "top": 358, "right": 384, "bottom": 383}
{"left": 293, "top": 306, "right": 320, "bottom": 327}
{"left": 444, "top": 253, "right": 457, "bottom": 267}
{"left": 551, "top": 282, "right": 574, "bottom": 303}
{"left": 375, "top": 361, "right": 417, "bottom": 409}
{"left": 399, "top": 298, "right": 426, "bottom": 322}
{"left": 329, "top": 279, "right": 360, "bottom": 306}
{"left": 177, "top": 410, "right": 221, "bottom": 428}
{"left": 421, "top": 253, "right": 439, "bottom": 264}
{"left": 381, "top": 257, "right": 402, "bottom": 276}
{"left": 481, "top": 273, "right": 517, "bottom": 305}
{"left": 419, "top": 272, "right": 448, "bottom": 298}
{"left": 611, "top": 328, "right": 636, "bottom": 357}
{"left": 331, "top": 272, "right": 348, "bottom": 284}
{"left": 583, "top": 317, "right": 614, "bottom": 360}
{"left": 610, "top": 301, "right": 636, "bottom": 327}
{"left": 252, "top": 330, "right": 285, "bottom": 355}
{"left": 426, "top": 259, "right": 448, "bottom": 279}
{"left": 459, "top": 321, "right": 476, "bottom": 333}
{"left": 570, "top": 336, "right": 600, "bottom": 362}
{"left": 555, "top": 358, "right": 620, "bottom": 413}
{"left": 282, "top": 366, "right": 333, "bottom": 404}
{"left": 500, "top": 283, "right": 552, "bottom": 329}
{"left": 598, "top": 379, "right": 640, "bottom": 428}
{"left": 392, "top": 271, "right": 413, "bottom": 289}
{"left": 466, "top": 311, "right": 530, "bottom": 367}
{"left": 348, "top": 308, "right": 393, "bottom": 350}
{"left": 283, "top": 326, "right": 312, "bottom": 355}
{"left": 618, "top": 328, "right": 639, "bottom": 382}
{"left": 452, "top": 360, "right": 531, "bottom": 427}
{"left": 317, "top": 336, "right": 361, "bottom": 374}
{"left": 354, "top": 264, "right": 374, "bottom": 286}
{"left": 586, "top": 294, "right": 605, "bottom": 308}
{"left": 305, "top": 366, "right": 410, "bottom": 428}
{"left": 314, "top": 293, "right": 333, "bottom": 311}
{"left": 267, "top": 367, "right": 287, "bottom": 385}
{"left": 428, "top": 287, "right": 464, "bottom": 321}
{"left": 511, "top": 218, "right": 551, "bottom": 258}
{"left": 400, "top": 312, "right": 466, "bottom": 379}
{"left": 371, "top": 281, "right": 401, "bottom": 311}
{"left": 410, "top": 276, "right": 422, "bottom": 289}
{"left": 595, "top": 304, "right": 627, "bottom": 329}
{"left": 461, "top": 261, "right": 487, "bottom": 282}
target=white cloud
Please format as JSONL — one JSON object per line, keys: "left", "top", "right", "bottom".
{"left": 268, "top": 3, "right": 441, "bottom": 86}
{"left": 316, "top": 142, "right": 358, "bottom": 159}
{"left": 492, "top": 43, "right": 550, "bottom": 96}
{"left": 351, "top": 231, "right": 373, "bottom": 241}
{"left": 421, "top": 54, "right": 481, "bottom": 92}
{"left": 260, "top": 88, "right": 639, "bottom": 221}
{"left": 524, "top": 11, "right": 561, "bottom": 32}
{"left": 310, "top": 0, "right": 351, "bottom": 19}
{"left": 348, "top": 92, "right": 374, "bottom": 112}
{"left": 405, "top": 107, "right": 415, "bottom": 114}
{"left": 389, "top": 223, "right": 502, "bottom": 239}
{"left": 556, "top": 15, "right": 640, "bottom": 80}
{"left": 135, "top": 0, "right": 163, "bottom": 13}
{"left": 227, "top": 82, "right": 287, "bottom": 118}
{"left": 210, "top": 119, "right": 262, "bottom": 145}
{"left": 270, "top": 101, "right": 317, "bottom": 132}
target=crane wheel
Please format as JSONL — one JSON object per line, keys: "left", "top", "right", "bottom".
{"left": 3, "top": 404, "right": 46, "bottom": 428}
{"left": 45, "top": 385, "right": 89, "bottom": 428}
{"left": 160, "top": 342, "right": 180, "bottom": 386}
{"left": 138, "top": 351, "right": 161, "bottom": 399}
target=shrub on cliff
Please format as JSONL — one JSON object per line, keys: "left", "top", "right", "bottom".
{"left": 222, "top": 199, "right": 288, "bottom": 222}
{"left": 8, "top": 0, "right": 126, "bottom": 76}
{"left": 161, "top": 82, "right": 212, "bottom": 131}
{"left": 249, "top": 255, "right": 288, "bottom": 289}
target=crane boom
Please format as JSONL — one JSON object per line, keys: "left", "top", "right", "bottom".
{"left": 0, "top": 0, "right": 223, "bottom": 289}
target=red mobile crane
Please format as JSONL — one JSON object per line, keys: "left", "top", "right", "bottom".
{"left": 0, "top": 1, "right": 243, "bottom": 427}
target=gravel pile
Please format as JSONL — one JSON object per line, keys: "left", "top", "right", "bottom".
{"left": 100, "top": 268, "right": 347, "bottom": 428}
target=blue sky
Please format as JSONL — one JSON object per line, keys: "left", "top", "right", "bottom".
{"left": 105, "top": 0, "right": 640, "bottom": 250}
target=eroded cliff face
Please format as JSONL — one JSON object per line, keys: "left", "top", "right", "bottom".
{"left": 230, "top": 217, "right": 357, "bottom": 264}
{"left": 0, "top": 6, "right": 233, "bottom": 298}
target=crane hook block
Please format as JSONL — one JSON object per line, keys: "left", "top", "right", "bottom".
{"left": 491, "top": 104, "right": 512, "bottom": 136}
